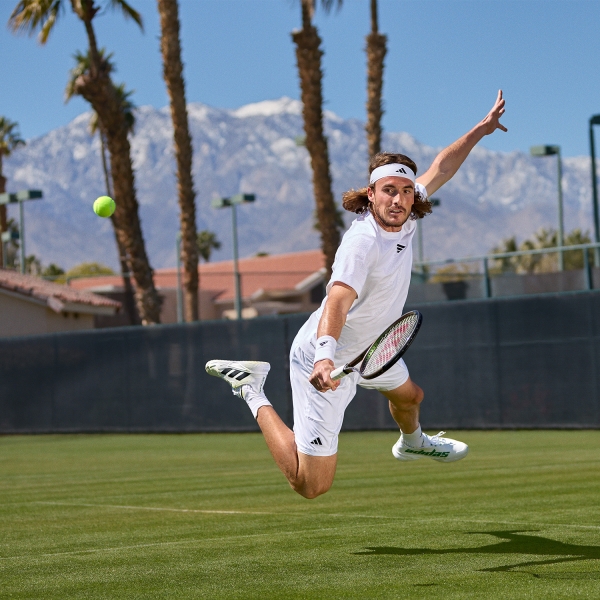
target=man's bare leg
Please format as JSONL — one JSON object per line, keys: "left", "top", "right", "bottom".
{"left": 380, "top": 377, "right": 424, "bottom": 434}
{"left": 256, "top": 406, "right": 337, "bottom": 499}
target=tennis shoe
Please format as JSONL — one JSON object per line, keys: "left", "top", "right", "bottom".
{"left": 205, "top": 359, "right": 270, "bottom": 400}
{"left": 392, "top": 431, "right": 468, "bottom": 463}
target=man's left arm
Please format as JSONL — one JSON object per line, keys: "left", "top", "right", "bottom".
{"left": 417, "top": 90, "right": 507, "bottom": 196}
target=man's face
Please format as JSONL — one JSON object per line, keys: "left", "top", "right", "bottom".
{"left": 367, "top": 176, "right": 415, "bottom": 231}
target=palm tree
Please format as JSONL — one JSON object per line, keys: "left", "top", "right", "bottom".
{"left": 0, "top": 117, "right": 25, "bottom": 268}
{"left": 292, "top": 0, "right": 342, "bottom": 278}
{"left": 365, "top": 0, "right": 387, "bottom": 160}
{"left": 157, "top": 0, "right": 199, "bottom": 322}
{"left": 10, "top": 0, "right": 162, "bottom": 324}
{"left": 88, "top": 75, "right": 139, "bottom": 324}
{"left": 196, "top": 230, "right": 221, "bottom": 262}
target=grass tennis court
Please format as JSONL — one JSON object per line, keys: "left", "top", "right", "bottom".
{"left": 1, "top": 431, "right": 599, "bottom": 599}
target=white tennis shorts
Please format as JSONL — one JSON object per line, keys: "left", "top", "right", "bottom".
{"left": 290, "top": 343, "right": 410, "bottom": 457}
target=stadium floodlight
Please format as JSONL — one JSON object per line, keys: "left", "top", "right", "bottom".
{"left": 530, "top": 145, "right": 564, "bottom": 271}
{"left": 0, "top": 189, "right": 43, "bottom": 274}
{"left": 212, "top": 194, "right": 256, "bottom": 320}
{"left": 589, "top": 115, "right": 600, "bottom": 267}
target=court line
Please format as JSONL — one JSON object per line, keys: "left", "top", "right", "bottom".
{"left": 31, "top": 501, "right": 600, "bottom": 530}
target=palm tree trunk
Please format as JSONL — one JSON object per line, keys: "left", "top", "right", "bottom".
{"left": 365, "top": 0, "right": 387, "bottom": 159}
{"left": 73, "top": 62, "right": 161, "bottom": 324}
{"left": 157, "top": 0, "right": 199, "bottom": 322}
{"left": 292, "top": 1, "right": 340, "bottom": 278}
{"left": 99, "top": 130, "right": 139, "bottom": 325}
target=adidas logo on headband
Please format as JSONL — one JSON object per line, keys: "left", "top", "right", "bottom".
{"left": 370, "top": 163, "right": 416, "bottom": 185}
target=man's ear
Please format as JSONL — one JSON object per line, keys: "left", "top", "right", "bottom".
{"left": 367, "top": 185, "right": 374, "bottom": 201}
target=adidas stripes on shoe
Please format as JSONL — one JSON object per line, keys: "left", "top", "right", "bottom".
{"left": 205, "top": 360, "right": 270, "bottom": 399}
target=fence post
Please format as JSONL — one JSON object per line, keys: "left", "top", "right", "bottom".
{"left": 583, "top": 247, "right": 592, "bottom": 291}
{"left": 483, "top": 257, "right": 492, "bottom": 298}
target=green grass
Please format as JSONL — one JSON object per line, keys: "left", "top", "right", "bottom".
{"left": 1, "top": 431, "right": 600, "bottom": 599}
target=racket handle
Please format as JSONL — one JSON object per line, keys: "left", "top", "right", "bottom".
{"left": 331, "top": 365, "right": 350, "bottom": 381}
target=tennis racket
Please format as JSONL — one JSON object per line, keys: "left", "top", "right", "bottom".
{"left": 330, "top": 310, "right": 422, "bottom": 381}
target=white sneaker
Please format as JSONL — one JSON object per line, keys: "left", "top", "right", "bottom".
{"left": 205, "top": 359, "right": 270, "bottom": 399}
{"left": 392, "top": 431, "right": 469, "bottom": 463}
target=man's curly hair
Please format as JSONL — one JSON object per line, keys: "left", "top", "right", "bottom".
{"left": 342, "top": 152, "right": 432, "bottom": 220}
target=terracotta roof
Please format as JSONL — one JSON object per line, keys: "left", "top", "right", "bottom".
{"left": 0, "top": 269, "right": 121, "bottom": 314}
{"left": 70, "top": 249, "right": 326, "bottom": 302}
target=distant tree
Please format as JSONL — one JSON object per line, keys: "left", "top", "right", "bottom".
{"left": 196, "top": 230, "right": 221, "bottom": 262}
{"left": 0, "top": 117, "right": 25, "bottom": 268}
{"left": 365, "top": 0, "right": 387, "bottom": 161}
{"left": 42, "top": 263, "right": 65, "bottom": 279}
{"left": 490, "top": 228, "right": 594, "bottom": 274}
{"left": 57, "top": 262, "right": 115, "bottom": 284}
{"left": 490, "top": 236, "right": 519, "bottom": 273}
{"left": 564, "top": 229, "right": 593, "bottom": 270}
{"left": 10, "top": 0, "right": 162, "bottom": 324}
{"left": 24, "top": 254, "right": 41, "bottom": 275}
{"left": 292, "top": 0, "right": 342, "bottom": 278}
{"left": 2, "top": 218, "right": 20, "bottom": 269}
{"left": 157, "top": 0, "right": 199, "bottom": 322}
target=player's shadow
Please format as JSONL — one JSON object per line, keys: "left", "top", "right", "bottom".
{"left": 355, "top": 530, "right": 600, "bottom": 574}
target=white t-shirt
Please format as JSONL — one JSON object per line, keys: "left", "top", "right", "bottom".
{"left": 295, "top": 182, "right": 425, "bottom": 365}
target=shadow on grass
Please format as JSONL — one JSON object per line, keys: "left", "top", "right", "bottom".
{"left": 355, "top": 530, "right": 600, "bottom": 576}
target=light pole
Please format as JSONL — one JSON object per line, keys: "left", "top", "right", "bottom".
{"left": 0, "top": 189, "right": 43, "bottom": 273}
{"left": 175, "top": 232, "right": 183, "bottom": 323}
{"left": 589, "top": 115, "right": 600, "bottom": 267}
{"left": 212, "top": 193, "right": 255, "bottom": 320}
{"left": 530, "top": 145, "right": 564, "bottom": 271}
{"left": 416, "top": 197, "right": 440, "bottom": 274}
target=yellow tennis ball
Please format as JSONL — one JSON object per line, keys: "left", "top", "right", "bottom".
{"left": 93, "top": 196, "right": 116, "bottom": 218}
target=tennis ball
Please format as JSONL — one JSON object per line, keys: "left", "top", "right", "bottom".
{"left": 93, "top": 195, "right": 116, "bottom": 218}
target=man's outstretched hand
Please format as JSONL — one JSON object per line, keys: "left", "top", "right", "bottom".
{"left": 480, "top": 90, "right": 507, "bottom": 135}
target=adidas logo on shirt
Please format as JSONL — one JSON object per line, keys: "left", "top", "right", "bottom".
{"left": 396, "top": 244, "right": 406, "bottom": 253}
{"left": 310, "top": 437, "right": 323, "bottom": 446}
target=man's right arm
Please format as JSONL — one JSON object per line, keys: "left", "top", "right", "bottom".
{"left": 308, "top": 282, "right": 357, "bottom": 392}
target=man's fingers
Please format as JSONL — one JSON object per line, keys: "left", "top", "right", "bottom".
{"left": 498, "top": 124, "right": 508, "bottom": 132}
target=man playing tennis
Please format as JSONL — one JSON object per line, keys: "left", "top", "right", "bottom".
{"left": 207, "top": 91, "right": 507, "bottom": 499}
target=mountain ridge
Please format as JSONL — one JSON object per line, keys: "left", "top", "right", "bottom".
{"left": 3, "top": 97, "right": 596, "bottom": 271}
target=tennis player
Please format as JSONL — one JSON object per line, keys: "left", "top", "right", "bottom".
{"left": 207, "top": 91, "right": 507, "bottom": 498}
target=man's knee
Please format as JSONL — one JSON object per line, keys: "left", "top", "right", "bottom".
{"left": 291, "top": 453, "right": 337, "bottom": 499}
{"left": 291, "top": 479, "right": 332, "bottom": 499}
{"left": 385, "top": 379, "right": 424, "bottom": 409}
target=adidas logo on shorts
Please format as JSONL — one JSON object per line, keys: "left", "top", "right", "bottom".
{"left": 310, "top": 437, "right": 323, "bottom": 446}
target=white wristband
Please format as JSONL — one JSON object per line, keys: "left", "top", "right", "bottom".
{"left": 314, "top": 335, "right": 337, "bottom": 365}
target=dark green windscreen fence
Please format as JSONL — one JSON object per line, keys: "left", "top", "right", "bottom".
{"left": 1, "top": 291, "right": 599, "bottom": 432}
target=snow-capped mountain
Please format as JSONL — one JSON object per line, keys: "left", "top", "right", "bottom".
{"left": 4, "top": 97, "right": 596, "bottom": 270}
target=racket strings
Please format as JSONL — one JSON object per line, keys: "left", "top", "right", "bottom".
{"left": 361, "top": 314, "right": 419, "bottom": 377}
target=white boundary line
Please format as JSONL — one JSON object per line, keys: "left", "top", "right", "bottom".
{"left": 31, "top": 501, "right": 600, "bottom": 530}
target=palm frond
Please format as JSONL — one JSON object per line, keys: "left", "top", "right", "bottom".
{"left": 0, "top": 117, "right": 26, "bottom": 155}
{"left": 65, "top": 48, "right": 114, "bottom": 100}
{"left": 108, "top": 0, "right": 143, "bottom": 31}
{"left": 9, "top": 0, "right": 64, "bottom": 44}
{"left": 319, "top": 0, "right": 343, "bottom": 14}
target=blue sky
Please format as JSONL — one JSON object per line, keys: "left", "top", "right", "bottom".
{"left": 1, "top": 0, "right": 599, "bottom": 157}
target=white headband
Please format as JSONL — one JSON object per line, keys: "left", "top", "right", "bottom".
{"left": 369, "top": 163, "right": 416, "bottom": 185}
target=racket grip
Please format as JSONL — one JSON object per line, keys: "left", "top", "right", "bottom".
{"left": 330, "top": 366, "right": 348, "bottom": 381}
